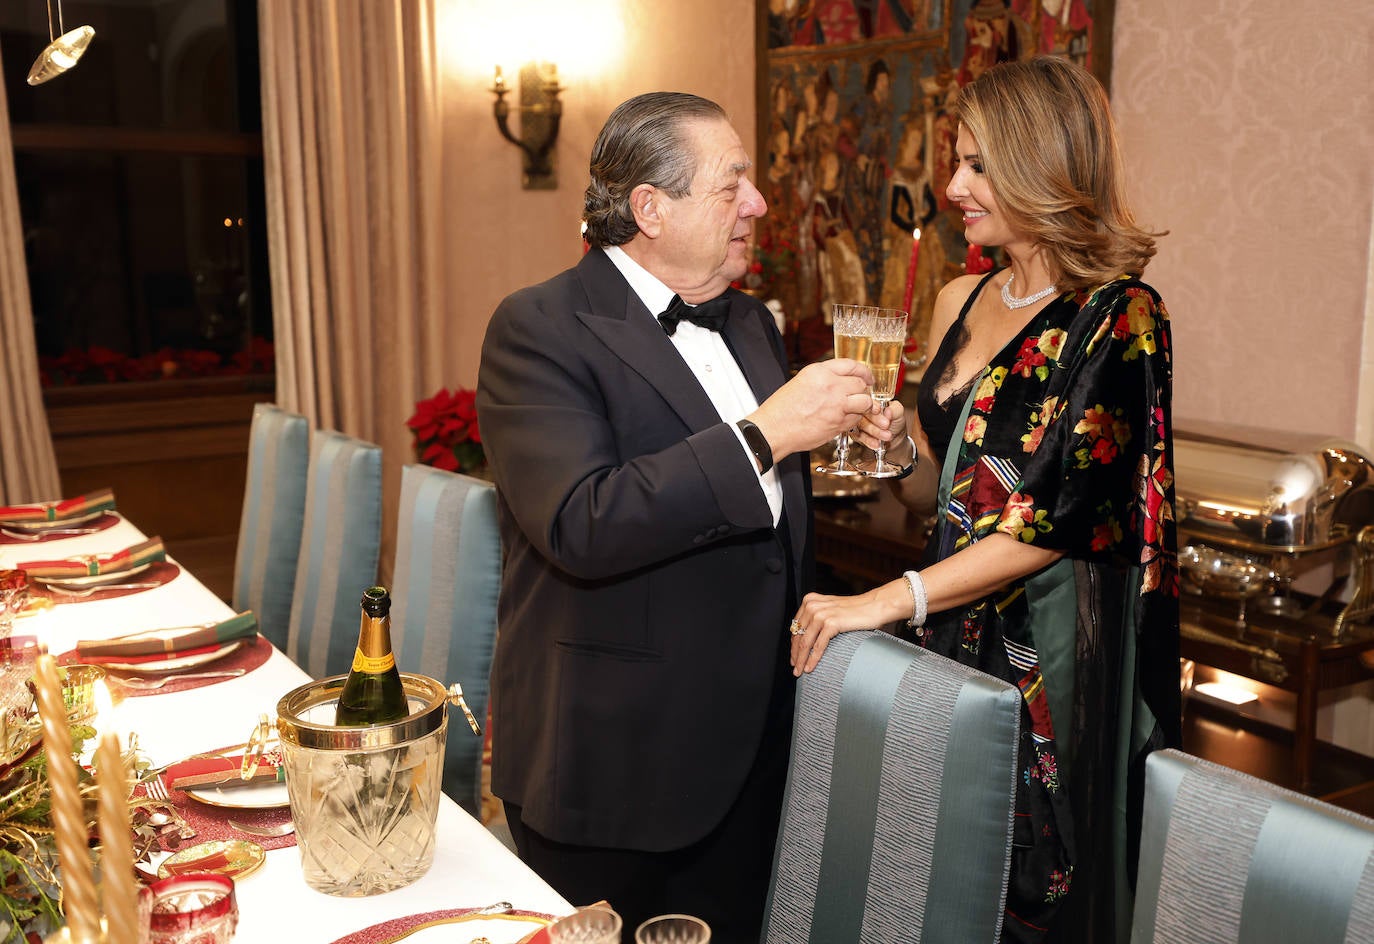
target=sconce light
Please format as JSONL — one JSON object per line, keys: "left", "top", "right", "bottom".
{"left": 490, "top": 63, "right": 563, "bottom": 190}
{"left": 27, "top": 0, "right": 95, "bottom": 86}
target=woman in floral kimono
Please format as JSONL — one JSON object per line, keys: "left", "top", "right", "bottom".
{"left": 788, "top": 57, "right": 1179, "bottom": 944}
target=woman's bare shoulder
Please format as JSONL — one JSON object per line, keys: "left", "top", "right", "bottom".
{"left": 927, "top": 273, "right": 985, "bottom": 347}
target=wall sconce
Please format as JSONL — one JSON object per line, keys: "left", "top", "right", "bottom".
{"left": 27, "top": 0, "right": 95, "bottom": 86}
{"left": 491, "top": 63, "right": 563, "bottom": 190}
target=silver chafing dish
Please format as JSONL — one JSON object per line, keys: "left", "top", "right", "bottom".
{"left": 1175, "top": 422, "right": 1374, "bottom": 636}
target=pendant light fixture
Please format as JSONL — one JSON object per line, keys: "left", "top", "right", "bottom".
{"left": 26, "top": 0, "right": 95, "bottom": 86}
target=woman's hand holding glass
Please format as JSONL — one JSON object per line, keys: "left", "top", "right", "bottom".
{"left": 852, "top": 307, "right": 910, "bottom": 477}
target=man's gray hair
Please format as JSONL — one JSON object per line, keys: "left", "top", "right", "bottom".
{"left": 582, "top": 92, "right": 728, "bottom": 248}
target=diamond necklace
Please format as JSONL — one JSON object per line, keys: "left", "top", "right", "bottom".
{"left": 1001, "top": 274, "right": 1059, "bottom": 310}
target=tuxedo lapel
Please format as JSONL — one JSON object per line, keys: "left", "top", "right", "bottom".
{"left": 573, "top": 251, "right": 724, "bottom": 434}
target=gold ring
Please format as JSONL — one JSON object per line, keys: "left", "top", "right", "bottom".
{"left": 789, "top": 619, "right": 803, "bottom": 636}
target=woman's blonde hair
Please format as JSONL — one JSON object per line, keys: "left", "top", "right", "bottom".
{"left": 956, "top": 56, "right": 1161, "bottom": 292}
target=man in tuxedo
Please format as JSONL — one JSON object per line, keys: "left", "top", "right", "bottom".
{"left": 475, "top": 92, "right": 874, "bottom": 943}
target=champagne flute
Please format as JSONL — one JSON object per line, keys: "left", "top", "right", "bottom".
{"left": 854, "top": 307, "right": 910, "bottom": 478}
{"left": 814, "top": 304, "right": 874, "bottom": 477}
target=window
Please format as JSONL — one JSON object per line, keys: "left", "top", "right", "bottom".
{"left": 2, "top": 0, "right": 270, "bottom": 385}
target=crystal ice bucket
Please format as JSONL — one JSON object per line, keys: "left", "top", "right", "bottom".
{"left": 250, "top": 673, "right": 451, "bottom": 897}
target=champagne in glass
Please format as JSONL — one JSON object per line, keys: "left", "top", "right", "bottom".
{"left": 815, "top": 304, "right": 875, "bottom": 477}
{"left": 855, "top": 308, "right": 910, "bottom": 478}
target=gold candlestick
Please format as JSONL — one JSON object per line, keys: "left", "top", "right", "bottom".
{"left": 34, "top": 656, "right": 102, "bottom": 943}
{"left": 95, "top": 734, "right": 137, "bottom": 944}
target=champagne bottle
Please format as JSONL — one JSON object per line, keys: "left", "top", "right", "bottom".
{"left": 334, "top": 586, "right": 408, "bottom": 726}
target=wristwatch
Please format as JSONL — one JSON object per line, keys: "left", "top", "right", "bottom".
{"left": 736, "top": 419, "right": 774, "bottom": 474}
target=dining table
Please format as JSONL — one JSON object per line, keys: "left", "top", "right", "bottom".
{"left": 1, "top": 511, "right": 572, "bottom": 943}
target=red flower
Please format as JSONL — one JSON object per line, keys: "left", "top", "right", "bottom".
{"left": 407, "top": 387, "right": 486, "bottom": 474}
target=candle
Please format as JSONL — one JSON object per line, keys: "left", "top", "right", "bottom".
{"left": 34, "top": 655, "right": 101, "bottom": 943}
{"left": 492, "top": 65, "right": 506, "bottom": 93}
{"left": 965, "top": 242, "right": 992, "bottom": 274}
{"left": 901, "top": 228, "right": 921, "bottom": 315}
{"left": 96, "top": 734, "right": 137, "bottom": 944}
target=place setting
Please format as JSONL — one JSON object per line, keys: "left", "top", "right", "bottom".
{"left": 136, "top": 742, "right": 296, "bottom": 879}
{"left": 0, "top": 488, "right": 124, "bottom": 550}
{"left": 13, "top": 535, "right": 184, "bottom": 605}
{"left": 57, "top": 610, "right": 273, "bottom": 697}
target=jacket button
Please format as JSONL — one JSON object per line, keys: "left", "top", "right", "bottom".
{"left": 692, "top": 534, "right": 706, "bottom": 545}
{"left": 765, "top": 558, "right": 784, "bottom": 573}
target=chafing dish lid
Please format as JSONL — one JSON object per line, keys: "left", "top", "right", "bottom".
{"left": 1175, "top": 421, "right": 1374, "bottom": 549}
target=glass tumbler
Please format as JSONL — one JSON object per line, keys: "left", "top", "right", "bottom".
{"left": 143, "top": 873, "right": 239, "bottom": 944}
{"left": 635, "top": 914, "right": 711, "bottom": 944}
{"left": 548, "top": 906, "right": 624, "bottom": 944}
{"left": 0, "top": 569, "right": 29, "bottom": 641}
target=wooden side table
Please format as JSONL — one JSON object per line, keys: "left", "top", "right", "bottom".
{"left": 1180, "top": 595, "right": 1374, "bottom": 792}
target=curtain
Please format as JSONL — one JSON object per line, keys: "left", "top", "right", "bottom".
{"left": 259, "top": 1, "right": 447, "bottom": 579}
{"left": 0, "top": 44, "right": 62, "bottom": 504}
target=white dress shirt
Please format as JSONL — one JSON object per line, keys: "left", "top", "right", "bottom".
{"left": 604, "top": 246, "right": 783, "bottom": 525}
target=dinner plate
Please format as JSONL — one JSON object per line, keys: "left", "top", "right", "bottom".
{"left": 329, "top": 909, "right": 556, "bottom": 944}
{"left": 0, "top": 509, "right": 110, "bottom": 532}
{"left": 37, "top": 561, "right": 153, "bottom": 588}
{"left": 98, "top": 637, "right": 244, "bottom": 673}
{"left": 158, "top": 839, "right": 266, "bottom": 880}
{"left": 184, "top": 764, "right": 291, "bottom": 810}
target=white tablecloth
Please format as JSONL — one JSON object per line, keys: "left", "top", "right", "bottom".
{"left": 2, "top": 515, "right": 570, "bottom": 942}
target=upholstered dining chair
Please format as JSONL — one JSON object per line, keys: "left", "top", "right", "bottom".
{"left": 284, "top": 429, "right": 383, "bottom": 679}
{"left": 762, "top": 630, "right": 1023, "bottom": 944}
{"left": 232, "top": 403, "right": 310, "bottom": 651}
{"left": 390, "top": 463, "right": 502, "bottom": 819}
{"left": 1131, "top": 749, "right": 1374, "bottom": 944}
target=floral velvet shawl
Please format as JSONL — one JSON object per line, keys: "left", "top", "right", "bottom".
{"left": 922, "top": 274, "right": 1180, "bottom": 943}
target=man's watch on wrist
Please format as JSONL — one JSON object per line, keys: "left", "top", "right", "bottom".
{"left": 736, "top": 419, "right": 774, "bottom": 474}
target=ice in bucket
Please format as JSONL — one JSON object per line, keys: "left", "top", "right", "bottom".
{"left": 255, "top": 673, "right": 451, "bottom": 897}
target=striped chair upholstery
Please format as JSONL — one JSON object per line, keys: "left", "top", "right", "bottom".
{"left": 390, "top": 464, "right": 501, "bottom": 817}
{"left": 232, "top": 403, "right": 309, "bottom": 650}
{"left": 285, "top": 429, "right": 383, "bottom": 679}
{"left": 1131, "top": 749, "right": 1374, "bottom": 944}
{"left": 763, "top": 630, "right": 1022, "bottom": 944}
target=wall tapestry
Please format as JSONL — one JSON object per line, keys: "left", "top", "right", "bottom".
{"left": 754, "top": 0, "right": 1107, "bottom": 366}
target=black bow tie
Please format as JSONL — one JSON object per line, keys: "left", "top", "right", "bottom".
{"left": 657, "top": 294, "right": 731, "bottom": 336}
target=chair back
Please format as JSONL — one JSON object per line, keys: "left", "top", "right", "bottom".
{"left": 390, "top": 464, "right": 502, "bottom": 816}
{"left": 285, "top": 429, "right": 383, "bottom": 678}
{"left": 1131, "top": 749, "right": 1374, "bottom": 944}
{"left": 762, "top": 630, "right": 1022, "bottom": 944}
{"left": 232, "top": 403, "right": 309, "bottom": 649}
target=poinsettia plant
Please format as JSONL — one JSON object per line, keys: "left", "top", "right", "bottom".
{"left": 406, "top": 387, "right": 485, "bottom": 475}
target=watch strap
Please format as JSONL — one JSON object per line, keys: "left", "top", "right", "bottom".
{"left": 736, "top": 419, "right": 774, "bottom": 474}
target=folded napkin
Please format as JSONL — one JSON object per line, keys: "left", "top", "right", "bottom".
{"left": 165, "top": 745, "right": 285, "bottom": 791}
{"left": 74, "top": 611, "right": 258, "bottom": 665}
{"left": 0, "top": 488, "right": 115, "bottom": 525}
{"left": 17, "top": 535, "right": 165, "bottom": 580}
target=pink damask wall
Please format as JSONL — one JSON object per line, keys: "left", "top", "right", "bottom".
{"left": 1112, "top": 0, "right": 1374, "bottom": 447}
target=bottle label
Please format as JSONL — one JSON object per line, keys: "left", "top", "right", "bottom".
{"left": 350, "top": 648, "right": 396, "bottom": 674}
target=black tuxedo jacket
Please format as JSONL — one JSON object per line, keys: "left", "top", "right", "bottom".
{"left": 475, "top": 248, "right": 811, "bottom": 851}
